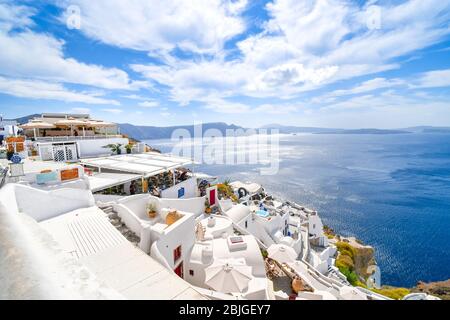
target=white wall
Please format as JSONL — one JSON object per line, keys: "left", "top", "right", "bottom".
{"left": 160, "top": 177, "right": 198, "bottom": 199}
{"left": 151, "top": 213, "right": 196, "bottom": 273}
{"left": 309, "top": 215, "right": 324, "bottom": 237}
{"left": 77, "top": 137, "right": 129, "bottom": 158}
{"left": 1, "top": 184, "right": 95, "bottom": 222}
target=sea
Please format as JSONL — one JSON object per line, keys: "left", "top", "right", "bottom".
{"left": 144, "top": 133, "right": 450, "bottom": 287}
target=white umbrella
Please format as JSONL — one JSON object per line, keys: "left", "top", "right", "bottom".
{"left": 55, "top": 117, "right": 88, "bottom": 136}
{"left": 267, "top": 244, "right": 298, "bottom": 263}
{"left": 20, "top": 119, "right": 55, "bottom": 139}
{"left": 339, "top": 286, "right": 367, "bottom": 300}
{"left": 84, "top": 120, "right": 116, "bottom": 137}
{"left": 205, "top": 258, "right": 252, "bottom": 293}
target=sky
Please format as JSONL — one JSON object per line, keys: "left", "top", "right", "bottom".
{"left": 0, "top": 0, "right": 450, "bottom": 128}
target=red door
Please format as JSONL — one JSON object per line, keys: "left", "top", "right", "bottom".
{"left": 209, "top": 189, "right": 216, "bottom": 206}
{"left": 174, "top": 262, "right": 183, "bottom": 278}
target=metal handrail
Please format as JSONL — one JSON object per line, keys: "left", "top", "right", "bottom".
{"left": 34, "top": 135, "right": 123, "bottom": 142}
{"left": 0, "top": 166, "right": 8, "bottom": 188}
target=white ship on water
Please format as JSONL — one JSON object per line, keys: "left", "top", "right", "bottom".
{"left": 0, "top": 113, "right": 438, "bottom": 300}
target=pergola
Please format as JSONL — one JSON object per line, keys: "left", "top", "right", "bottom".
{"left": 81, "top": 152, "right": 195, "bottom": 191}
{"left": 81, "top": 153, "right": 193, "bottom": 176}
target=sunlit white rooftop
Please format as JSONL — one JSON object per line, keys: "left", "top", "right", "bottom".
{"left": 88, "top": 172, "right": 142, "bottom": 193}
{"left": 81, "top": 152, "right": 194, "bottom": 177}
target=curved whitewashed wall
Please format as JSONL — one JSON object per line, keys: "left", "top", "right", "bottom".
{"left": 160, "top": 178, "right": 198, "bottom": 199}
{"left": 0, "top": 184, "right": 95, "bottom": 222}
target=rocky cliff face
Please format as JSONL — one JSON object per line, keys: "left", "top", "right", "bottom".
{"left": 412, "top": 279, "right": 450, "bottom": 300}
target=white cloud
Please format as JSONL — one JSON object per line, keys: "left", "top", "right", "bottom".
{"left": 58, "top": 0, "right": 247, "bottom": 54}
{"left": 138, "top": 100, "right": 159, "bottom": 108}
{"left": 70, "top": 107, "right": 91, "bottom": 114}
{"left": 253, "top": 103, "right": 298, "bottom": 114}
{"left": 122, "top": 94, "right": 148, "bottom": 100}
{"left": 0, "top": 31, "right": 143, "bottom": 90}
{"left": 411, "top": 69, "right": 450, "bottom": 88}
{"left": 203, "top": 99, "right": 251, "bottom": 114}
{"left": 0, "top": 1, "right": 35, "bottom": 31}
{"left": 308, "top": 90, "right": 450, "bottom": 128}
{"left": 330, "top": 78, "right": 404, "bottom": 97}
{"left": 101, "top": 108, "right": 123, "bottom": 114}
{"left": 130, "top": 0, "right": 450, "bottom": 106}
{"left": 0, "top": 76, "right": 119, "bottom": 105}
{"left": 0, "top": 2, "right": 145, "bottom": 91}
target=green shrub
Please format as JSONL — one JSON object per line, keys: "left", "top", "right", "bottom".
{"left": 371, "top": 287, "right": 410, "bottom": 300}
{"left": 338, "top": 266, "right": 359, "bottom": 286}
{"left": 261, "top": 249, "right": 268, "bottom": 259}
{"left": 336, "top": 254, "right": 354, "bottom": 270}
{"left": 336, "top": 242, "right": 357, "bottom": 258}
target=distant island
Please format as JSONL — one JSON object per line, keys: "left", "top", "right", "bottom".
{"left": 9, "top": 114, "right": 450, "bottom": 140}
{"left": 314, "top": 129, "right": 411, "bottom": 135}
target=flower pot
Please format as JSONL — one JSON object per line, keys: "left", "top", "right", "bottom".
{"left": 148, "top": 210, "right": 157, "bottom": 219}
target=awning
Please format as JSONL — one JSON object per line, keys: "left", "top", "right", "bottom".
{"left": 81, "top": 152, "right": 194, "bottom": 177}
{"left": 88, "top": 172, "right": 142, "bottom": 192}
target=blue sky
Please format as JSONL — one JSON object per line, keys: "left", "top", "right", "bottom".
{"left": 0, "top": 0, "right": 450, "bottom": 128}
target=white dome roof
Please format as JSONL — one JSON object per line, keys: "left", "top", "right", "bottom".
{"left": 224, "top": 204, "right": 250, "bottom": 223}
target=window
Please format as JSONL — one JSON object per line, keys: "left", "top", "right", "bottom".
{"left": 189, "top": 269, "right": 194, "bottom": 276}
{"left": 173, "top": 245, "right": 182, "bottom": 263}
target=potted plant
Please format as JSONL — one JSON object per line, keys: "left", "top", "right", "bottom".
{"left": 205, "top": 200, "right": 212, "bottom": 214}
{"left": 103, "top": 143, "right": 122, "bottom": 155}
{"left": 30, "top": 146, "right": 38, "bottom": 157}
{"left": 125, "top": 143, "right": 133, "bottom": 154}
{"left": 147, "top": 201, "right": 158, "bottom": 219}
{"left": 6, "top": 150, "right": 14, "bottom": 161}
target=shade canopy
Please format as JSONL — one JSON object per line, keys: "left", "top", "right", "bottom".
{"left": 20, "top": 119, "right": 55, "bottom": 129}
{"left": 81, "top": 153, "right": 194, "bottom": 177}
{"left": 204, "top": 258, "right": 252, "bottom": 293}
{"left": 267, "top": 244, "right": 298, "bottom": 263}
{"left": 83, "top": 120, "right": 116, "bottom": 127}
{"left": 55, "top": 117, "right": 88, "bottom": 127}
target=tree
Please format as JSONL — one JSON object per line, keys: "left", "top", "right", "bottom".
{"left": 103, "top": 143, "right": 123, "bottom": 155}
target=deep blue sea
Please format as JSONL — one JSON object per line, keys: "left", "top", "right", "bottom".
{"left": 145, "top": 133, "right": 450, "bottom": 287}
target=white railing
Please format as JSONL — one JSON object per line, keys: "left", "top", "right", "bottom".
{"left": 34, "top": 135, "right": 123, "bottom": 142}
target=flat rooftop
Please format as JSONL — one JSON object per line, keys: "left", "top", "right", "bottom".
{"left": 0, "top": 157, "right": 69, "bottom": 174}
{"left": 88, "top": 172, "right": 142, "bottom": 193}
{"left": 81, "top": 152, "right": 194, "bottom": 177}
{"left": 40, "top": 206, "right": 206, "bottom": 300}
